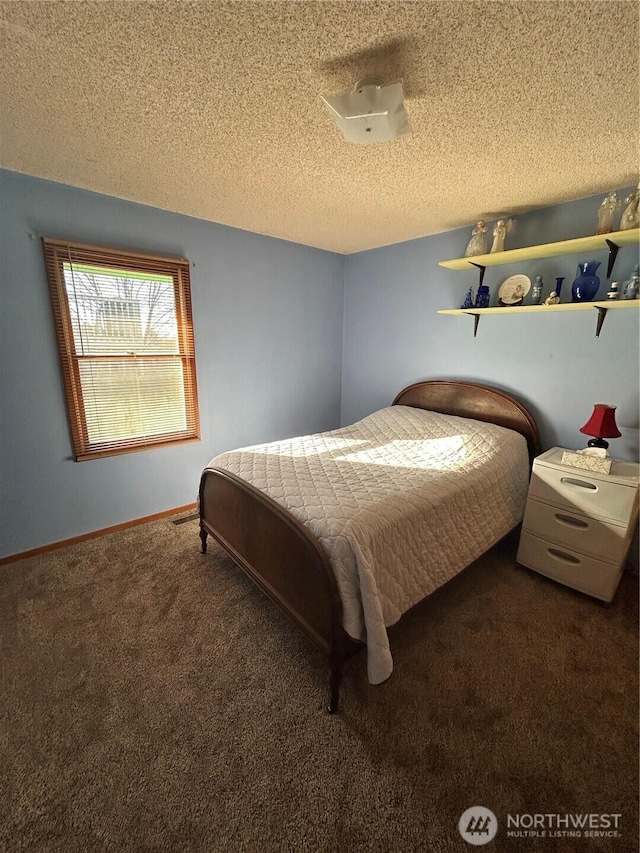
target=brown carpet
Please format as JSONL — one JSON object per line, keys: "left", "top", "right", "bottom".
{"left": 1, "top": 517, "right": 638, "bottom": 853}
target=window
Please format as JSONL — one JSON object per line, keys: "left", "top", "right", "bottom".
{"left": 42, "top": 239, "right": 200, "bottom": 461}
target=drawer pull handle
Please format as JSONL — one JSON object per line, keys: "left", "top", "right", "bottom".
{"left": 548, "top": 547, "right": 581, "bottom": 565}
{"left": 560, "top": 477, "right": 597, "bottom": 491}
{"left": 555, "top": 513, "right": 589, "bottom": 529}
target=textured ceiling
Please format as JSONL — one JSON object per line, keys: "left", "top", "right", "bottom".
{"left": 1, "top": 1, "right": 638, "bottom": 254}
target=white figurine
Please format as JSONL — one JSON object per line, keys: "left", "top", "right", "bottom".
{"left": 464, "top": 220, "right": 487, "bottom": 257}
{"left": 490, "top": 218, "right": 516, "bottom": 253}
{"left": 619, "top": 186, "right": 640, "bottom": 231}
{"left": 543, "top": 291, "right": 560, "bottom": 305}
{"left": 595, "top": 191, "right": 621, "bottom": 235}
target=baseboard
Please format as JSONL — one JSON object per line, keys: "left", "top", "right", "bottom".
{"left": 0, "top": 503, "right": 197, "bottom": 566}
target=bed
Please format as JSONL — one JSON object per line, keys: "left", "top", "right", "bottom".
{"left": 198, "top": 380, "right": 540, "bottom": 711}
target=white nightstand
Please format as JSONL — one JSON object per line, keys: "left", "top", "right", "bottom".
{"left": 517, "top": 447, "right": 640, "bottom": 602}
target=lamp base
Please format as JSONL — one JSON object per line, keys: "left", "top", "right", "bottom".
{"left": 586, "top": 437, "right": 609, "bottom": 450}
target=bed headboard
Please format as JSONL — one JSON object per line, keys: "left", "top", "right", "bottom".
{"left": 392, "top": 379, "right": 541, "bottom": 463}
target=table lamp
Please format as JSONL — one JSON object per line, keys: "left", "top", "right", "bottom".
{"left": 579, "top": 404, "right": 621, "bottom": 451}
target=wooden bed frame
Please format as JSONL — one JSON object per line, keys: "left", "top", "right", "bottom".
{"left": 198, "top": 380, "right": 541, "bottom": 712}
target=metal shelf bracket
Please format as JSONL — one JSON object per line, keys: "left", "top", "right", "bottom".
{"left": 595, "top": 305, "right": 608, "bottom": 337}
{"left": 604, "top": 239, "right": 620, "bottom": 279}
{"left": 469, "top": 262, "right": 486, "bottom": 288}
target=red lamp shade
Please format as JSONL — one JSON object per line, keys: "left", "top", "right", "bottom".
{"left": 579, "top": 404, "right": 621, "bottom": 449}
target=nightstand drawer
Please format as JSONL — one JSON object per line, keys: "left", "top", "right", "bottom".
{"left": 522, "top": 498, "right": 630, "bottom": 564}
{"left": 517, "top": 531, "right": 623, "bottom": 602}
{"left": 529, "top": 464, "right": 638, "bottom": 525}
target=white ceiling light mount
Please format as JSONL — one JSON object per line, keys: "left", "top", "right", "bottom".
{"left": 320, "top": 77, "right": 411, "bottom": 144}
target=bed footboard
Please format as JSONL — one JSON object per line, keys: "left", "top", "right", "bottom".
{"left": 199, "top": 467, "right": 358, "bottom": 711}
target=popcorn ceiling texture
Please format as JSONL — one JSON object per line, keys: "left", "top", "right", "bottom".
{"left": 0, "top": 1, "right": 638, "bottom": 253}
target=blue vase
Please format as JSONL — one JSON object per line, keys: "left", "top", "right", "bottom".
{"left": 571, "top": 261, "right": 601, "bottom": 302}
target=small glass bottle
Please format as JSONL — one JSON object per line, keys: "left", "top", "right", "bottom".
{"left": 623, "top": 264, "right": 639, "bottom": 300}
{"left": 555, "top": 277, "right": 565, "bottom": 301}
{"left": 475, "top": 284, "right": 491, "bottom": 308}
{"left": 461, "top": 287, "right": 474, "bottom": 309}
{"left": 531, "top": 276, "right": 543, "bottom": 304}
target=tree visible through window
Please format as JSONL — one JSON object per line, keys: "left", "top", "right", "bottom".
{"left": 42, "top": 239, "right": 200, "bottom": 460}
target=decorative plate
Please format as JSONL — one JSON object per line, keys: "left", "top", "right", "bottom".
{"left": 498, "top": 274, "right": 531, "bottom": 305}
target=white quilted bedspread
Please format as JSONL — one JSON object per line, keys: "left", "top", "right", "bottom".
{"left": 205, "top": 406, "right": 529, "bottom": 684}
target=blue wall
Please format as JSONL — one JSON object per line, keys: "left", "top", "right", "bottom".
{"left": 2, "top": 173, "right": 638, "bottom": 560}
{"left": 0, "top": 171, "right": 344, "bottom": 558}
{"left": 342, "top": 190, "right": 640, "bottom": 463}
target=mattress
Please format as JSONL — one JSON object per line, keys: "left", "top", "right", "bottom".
{"left": 205, "top": 406, "right": 530, "bottom": 684}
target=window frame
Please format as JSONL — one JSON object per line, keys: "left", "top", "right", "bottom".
{"left": 42, "top": 238, "right": 200, "bottom": 461}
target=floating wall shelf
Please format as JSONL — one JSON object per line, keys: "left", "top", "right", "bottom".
{"left": 438, "top": 228, "right": 640, "bottom": 336}
{"left": 438, "top": 300, "right": 639, "bottom": 338}
{"left": 438, "top": 228, "right": 640, "bottom": 273}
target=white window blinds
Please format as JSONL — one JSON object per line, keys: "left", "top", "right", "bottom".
{"left": 42, "top": 239, "right": 200, "bottom": 460}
